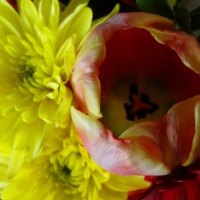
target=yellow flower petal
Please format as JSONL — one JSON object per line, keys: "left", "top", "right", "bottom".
{"left": 0, "top": 1, "right": 120, "bottom": 191}
{"left": 1, "top": 126, "right": 149, "bottom": 200}
{"left": 38, "top": 0, "right": 59, "bottom": 30}
{"left": 0, "top": 0, "right": 95, "bottom": 162}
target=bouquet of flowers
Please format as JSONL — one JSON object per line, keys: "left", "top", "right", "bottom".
{"left": 1, "top": 0, "right": 200, "bottom": 199}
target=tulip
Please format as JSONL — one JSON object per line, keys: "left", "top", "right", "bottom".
{"left": 71, "top": 12, "right": 200, "bottom": 199}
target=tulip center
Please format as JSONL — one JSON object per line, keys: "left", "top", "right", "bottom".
{"left": 124, "top": 82, "right": 159, "bottom": 121}
{"left": 99, "top": 28, "right": 200, "bottom": 136}
{"left": 101, "top": 77, "right": 173, "bottom": 136}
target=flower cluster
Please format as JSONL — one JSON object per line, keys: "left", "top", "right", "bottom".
{"left": 0, "top": 0, "right": 147, "bottom": 199}
{"left": 2, "top": 126, "right": 147, "bottom": 200}
{"left": 1, "top": 0, "right": 200, "bottom": 200}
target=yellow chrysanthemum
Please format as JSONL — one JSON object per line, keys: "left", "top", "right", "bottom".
{"left": 0, "top": 0, "right": 94, "bottom": 159}
{"left": 0, "top": 140, "right": 12, "bottom": 190}
{"left": 1, "top": 126, "right": 149, "bottom": 200}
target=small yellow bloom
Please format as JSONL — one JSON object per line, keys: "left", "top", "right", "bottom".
{"left": 0, "top": 0, "right": 93, "bottom": 158}
{"left": 1, "top": 126, "right": 149, "bottom": 200}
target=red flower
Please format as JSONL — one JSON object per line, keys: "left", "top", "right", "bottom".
{"left": 71, "top": 12, "right": 200, "bottom": 199}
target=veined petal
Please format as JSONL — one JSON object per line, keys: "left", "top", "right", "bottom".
{"left": 71, "top": 106, "right": 169, "bottom": 176}
{"left": 72, "top": 32, "right": 105, "bottom": 118}
{"left": 146, "top": 28, "right": 200, "bottom": 75}
{"left": 94, "top": 12, "right": 174, "bottom": 40}
{"left": 72, "top": 96, "right": 200, "bottom": 176}
{"left": 121, "top": 95, "right": 200, "bottom": 168}
{"left": 183, "top": 102, "right": 200, "bottom": 166}
{"left": 72, "top": 12, "right": 174, "bottom": 119}
{"left": 163, "top": 96, "right": 200, "bottom": 166}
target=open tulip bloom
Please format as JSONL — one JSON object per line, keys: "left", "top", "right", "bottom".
{"left": 71, "top": 12, "right": 200, "bottom": 200}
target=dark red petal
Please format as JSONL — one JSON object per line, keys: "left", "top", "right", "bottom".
{"left": 100, "top": 27, "right": 200, "bottom": 105}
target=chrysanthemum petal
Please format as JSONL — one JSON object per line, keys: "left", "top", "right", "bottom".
{"left": 38, "top": 0, "right": 59, "bottom": 30}
{"left": 38, "top": 92, "right": 72, "bottom": 128}
{"left": 2, "top": 129, "right": 148, "bottom": 200}
{"left": 71, "top": 106, "right": 169, "bottom": 176}
{"left": 55, "top": 36, "right": 76, "bottom": 73}
{"left": 21, "top": 102, "right": 38, "bottom": 123}
{"left": 0, "top": 0, "right": 117, "bottom": 181}
{"left": 19, "top": 0, "right": 44, "bottom": 34}
{"left": 0, "top": 0, "right": 22, "bottom": 37}
{"left": 0, "top": 15, "right": 20, "bottom": 40}
{"left": 77, "top": 4, "right": 120, "bottom": 49}
{"left": 7, "top": 149, "right": 26, "bottom": 178}
{"left": 60, "top": 0, "right": 89, "bottom": 22}
{"left": 61, "top": 7, "right": 92, "bottom": 48}
{"left": 107, "top": 175, "right": 150, "bottom": 192}
{"left": 57, "top": 3, "right": 89, "bottom": 49}
{"left": 38, "top": 99, "right": 60, "bottom": 125}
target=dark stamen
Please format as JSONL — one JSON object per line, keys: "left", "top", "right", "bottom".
{"left": 24, "top": 65, "right": 35, "bottom": 78}
{"left": 63, "top": 166, "right": 71, "bottom": 175}
{"left": 124, "top": 83, "right": 159, "bottom": 121}
{"left": 130, "top": 82, "right": 139, "bottom": 96}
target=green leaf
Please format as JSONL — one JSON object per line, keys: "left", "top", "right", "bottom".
{"left": 136, "top": 0, "right": 173, "bottom": 18}
{"left": 167, "top": 0, "right": 177, "bottom": 9}
{"left": 191, "top": 6, "right": 200, "bottom": 30}
{"left": 179, "top": 0, "right": 200, "bottom": 12}
{"left": 174, "top": 7, "right": 192, "bottom": 33}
